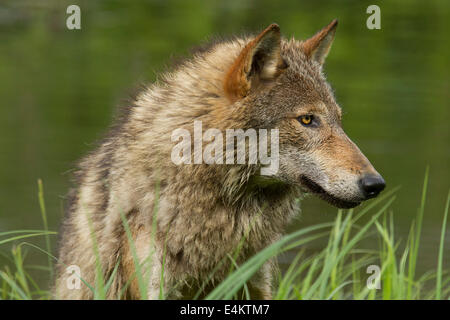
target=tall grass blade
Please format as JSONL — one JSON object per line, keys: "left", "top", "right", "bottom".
{"left": 37, "top": 179, "right": 53, "bottom": 280}
{"left": 436, "top": 190, "right": 450, "bottom": 299}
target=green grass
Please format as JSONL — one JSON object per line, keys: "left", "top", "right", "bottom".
{"left": 0, "top": 170, "right": 449, "bottom": 300}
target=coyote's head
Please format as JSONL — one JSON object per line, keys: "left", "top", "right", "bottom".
{"left": 224, "top": 20, "right": 385, "bottom": 208}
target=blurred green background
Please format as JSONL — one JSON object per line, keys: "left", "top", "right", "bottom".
{"left": 0, "top": 0, "right": 448, "bottom": 289}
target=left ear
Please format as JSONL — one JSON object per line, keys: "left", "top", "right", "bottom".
{"left": 302, "top": 19, "right": 338, "bottom": 65}
{"left": 224, "top": 23, "right": 287, "bottom": 102}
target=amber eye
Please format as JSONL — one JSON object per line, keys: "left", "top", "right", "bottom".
{"left": 298, "top": 115, "right": 314, "bottom": 126}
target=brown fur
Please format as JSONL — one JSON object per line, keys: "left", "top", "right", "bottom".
{"left": 54, "top": 20, "right": 383, "bottom": 299}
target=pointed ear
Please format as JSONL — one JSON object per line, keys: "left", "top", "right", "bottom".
{"left": 302, "top": 19, "right": 338, "bottom": 65}
{"left": 224, "top": 24, "right": 287, "bottom": 102}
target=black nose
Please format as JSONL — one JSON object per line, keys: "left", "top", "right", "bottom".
{"left": 359, "top": 174, "right": 386, "bottom": 199}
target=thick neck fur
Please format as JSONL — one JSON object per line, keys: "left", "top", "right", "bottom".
{"left": 100, "top": 37, "right": 305, "bottom": 281}
{"left": 124, "top": 40, "right": 299, "bottom": 224}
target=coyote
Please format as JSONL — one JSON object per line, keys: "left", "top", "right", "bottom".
{"left": 54, "top": 20, "right": 385, "bottom": 299}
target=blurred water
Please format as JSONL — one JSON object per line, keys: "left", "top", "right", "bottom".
{"left": 0, "top": 0, "right": 448, "bottom": 289}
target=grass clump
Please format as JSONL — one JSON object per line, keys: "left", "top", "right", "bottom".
{"left": 0, "top": 170, "right": 449, "bottom": 300}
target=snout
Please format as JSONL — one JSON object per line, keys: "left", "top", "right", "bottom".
{"left": 358, "top": 174, "right": 386, "bottom": 199}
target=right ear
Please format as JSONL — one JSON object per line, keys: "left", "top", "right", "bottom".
{"left": 302, "top": 19, "right": 338, "bottom": 65}
{"left": 224, "top": 24, "right": 287, "bottom": 102}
